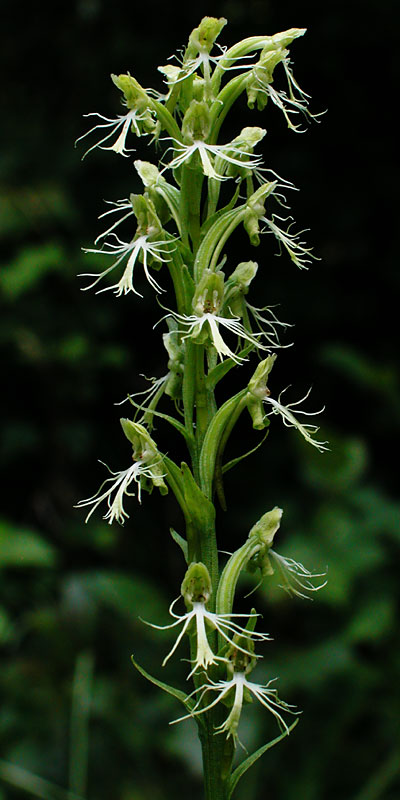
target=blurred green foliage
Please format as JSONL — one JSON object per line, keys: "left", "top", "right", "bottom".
{"left": 1, "top": 1, "right": 399, "bottom": 799}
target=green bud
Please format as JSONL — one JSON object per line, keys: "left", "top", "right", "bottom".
{"left": 187, "top": 16, "right": 227, "bottom": 56}
{"left": 181, "top": 100, "right": 212, "bottom": 143}
{"left": 234, "top": 127, "right": 266, "bottom": 150}
{"left": 246, "top": 355, "right": 276, "bottom": 429}
{"left": 181, "top": 562, "right": 212, "bottom": 606}
{"left": 223, "top": 261, "right": 258, "bottom": 316}
{"left": 134, "top": 160, "right": 163, "bottom": 188}
{"left": 243, "top": 194, "right": 266, "bottom": 247}
{"left": 111, "top": 74, "right": 156, "bottom": 133}
{"left": 249, "top": 506, "right": 282, "bottom": 547}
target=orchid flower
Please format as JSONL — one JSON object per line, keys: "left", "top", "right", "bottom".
{"left": 80, "top": 233, "right": 174, "bottom": 296}
{"left": 146, "top": 596, "right": 271, "bottom": 679}
{"left": 263, "top": 386, "right": 329, "bottom": 452}
{"left": 75, "top": 459, "right": 157, "bottom": 525}
{"left": 162, "top": 137, "right": 263, "bottom": 182}
{"left": 168, "top": 308, "right": 266, "bottom": 364}
{"left": 75, "top": 109, "right": 145, "bottom": 159}
{"left": 172, "top": 670, "right": 296, "bottom": 744}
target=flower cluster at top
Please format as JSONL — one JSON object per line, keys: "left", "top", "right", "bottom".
{"left": 76, "top": 18, "right": 326, "bottom": 520}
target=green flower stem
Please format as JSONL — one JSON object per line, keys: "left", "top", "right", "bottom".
{"left": 180, "top": 165, "right": 204, "bottom": 252}
{"left": 209, "top": 74, "right": 250, "bottom": 143}
{"left": 200, "top": 717, "right": 231, "bottom": 800}
{"left": 195, "top": 344, "right": 212, "bottom": 452}
{"left": 147, "top": 97, "right": 183, "bottom": 142}
{"left": 216, "top": 536, "right": 262, "bottom": 618}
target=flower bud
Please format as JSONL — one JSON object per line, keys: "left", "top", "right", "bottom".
{"left": 181, "top": 562, "right": 212, "bottom": 606}
{"left": 187, "top": 16, "right": 227, "bottom": 57}
{"left": 111, "top": 74, "right": 156, "bottom": 134}
{"left": 243, "top": 194, "right": 266, "bottom": 247}
{"left": 246, "top": 355, "right": 276, "bottom": 429}
{"left": 249, "top": 506, "right": 282, "bottom": 547}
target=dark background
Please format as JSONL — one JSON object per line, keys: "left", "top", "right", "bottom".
{"left": 1, "top": 1, "right": 399, "bottom": 799}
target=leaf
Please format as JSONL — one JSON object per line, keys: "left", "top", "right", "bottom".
{"left": 0, "top": 520, "right": 56, "bottom": 568}
{"left": 0, "top": 244, "right": 64, "bottom": 300}
{"left": 0, "top": 759, "right": 84, "bottom": 800}
{"left": 130, "top": 654, "right": 204, "bottom": 728}
{"left": 228, "top": 718, "right": 299, "bottom": 799}
{"left": 75, "top": 571, "right": 167, "bottom": 622}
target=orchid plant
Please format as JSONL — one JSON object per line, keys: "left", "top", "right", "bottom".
{"left": 77, "top": 17, "right": 326, "bottom": 800}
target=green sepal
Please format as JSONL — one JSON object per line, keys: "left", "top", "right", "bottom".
{"left": 169, "top": 527, "right": 188, "bottom": 562}
{"left": 228, "top": 719, "right": 299, "bottom": 799}
{"left": 131, "top": 654, "right": 205, "bottom": 729}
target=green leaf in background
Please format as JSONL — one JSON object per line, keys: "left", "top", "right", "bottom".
{"left": 0, "top": 243, "right": 65, "bottom": 299}
{"left": 0, "top": 519, "right": 56, "bottom": 567}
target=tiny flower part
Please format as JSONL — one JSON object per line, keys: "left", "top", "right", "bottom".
{"left": 145, "top": 563, "right": 271, "bottom": 678}
{"left": 172, "top": 631, "right": 296, "bottom": 743}
{"left": 268, "top": 550, "right": 327, "bottom": 599}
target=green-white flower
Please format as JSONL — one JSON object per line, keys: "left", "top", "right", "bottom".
{"left": 76, "top": 110, "right": 143, "bottom": 159}
{"left": 146, "top": 563, "right": 270, "bottom": 678}
{"left": 81, "top": 233, "right": 173, "bottom": 296}
{"left": 75, "top": 459, "right": 158, "bottom": 525}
